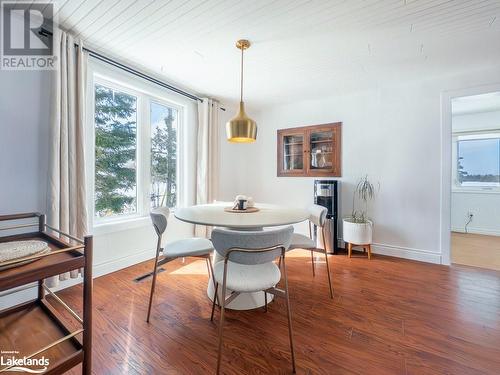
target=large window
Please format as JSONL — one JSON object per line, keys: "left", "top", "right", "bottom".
{"left": 92, "top": 78, "right": 182, "bottom": 223}
{"left": 455, "top": 134, "right": 500, "bottom": 189}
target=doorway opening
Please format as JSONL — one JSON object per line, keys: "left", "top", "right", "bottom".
{"left": 450, "top": 92, "right": 500, "bottom": 271}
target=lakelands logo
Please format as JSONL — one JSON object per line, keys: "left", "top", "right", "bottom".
{"left": 0, "top": 0, "right": 56, "bottom": 70}
{"left": 1, "top": 351, "right": 49, "bottom": 373}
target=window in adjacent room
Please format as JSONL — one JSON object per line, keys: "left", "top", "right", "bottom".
{"left": 455, "top": 134, "right": 500, "bottom": 189}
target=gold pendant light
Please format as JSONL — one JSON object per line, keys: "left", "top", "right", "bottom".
{"left": 226, "top": 39, "right": 257, "bottom": 143}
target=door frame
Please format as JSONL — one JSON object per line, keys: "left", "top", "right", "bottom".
{"left": 440, "top": 82, "right": 500, "bottom": 265}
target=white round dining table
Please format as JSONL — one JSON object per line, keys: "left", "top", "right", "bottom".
{"left": 175, "top": 202, "right": 309, "bottom": 230}
{"left": 175, "top": 202, "right": 309, "bottom": 310}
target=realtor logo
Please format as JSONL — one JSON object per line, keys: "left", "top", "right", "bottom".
{"left": 1, "top": 350, "right": 50, "bottom": 373}
{"left": 1, "top": 0, "right": 55, "bottom": 70}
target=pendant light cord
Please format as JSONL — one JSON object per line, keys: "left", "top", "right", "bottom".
{"left": 240, "top": 46, "right": 244, "bottom": 102}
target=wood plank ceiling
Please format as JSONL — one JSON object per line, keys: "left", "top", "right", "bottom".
{"left": 27, "top": 0, "right": 500, "bottom": 107}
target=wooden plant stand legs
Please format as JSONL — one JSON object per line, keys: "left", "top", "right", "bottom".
{"left": 366, "top": 245, "right": 372, "bottom": 260}
{"left": 347, "top": 243, "right": 372, "bottom": 260}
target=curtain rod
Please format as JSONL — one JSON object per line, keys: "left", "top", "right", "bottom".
{"left": 39, "top": 28, "right": 225, "bottom": 110}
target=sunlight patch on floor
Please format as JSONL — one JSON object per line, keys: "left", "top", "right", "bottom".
{"left": 286, "top": 249, "right": 325, "bottom": 258}
{"left": 169, "top": 260, "right": 208, "bottom": 275}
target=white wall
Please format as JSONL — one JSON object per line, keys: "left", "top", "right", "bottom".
{"left": 219, "top": 66, "right": 500, "bottom": 264}
{"left": 451, "top": 192, "right": 500, "bottom": 236}
{"left": 0, "top": 69, "right": 51, "bottom": 213}
{"left": 451, "top": 109, "right": 500, "bottom": 236}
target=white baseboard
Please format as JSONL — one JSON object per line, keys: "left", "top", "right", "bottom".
{"left": 339, "top": 239, "right": 442, "bottom": 264}
{"left": 370, "top": 243, "right": 442, "bottom": 264}
{"left": 451, "top": 226, "right": 500, "bottom": 236}
{"left": 93, "top": 247, "right": 154, "bottom": 278}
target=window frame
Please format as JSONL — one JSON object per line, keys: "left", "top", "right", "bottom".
{"left": 452, "top": 130, "right": 500, "bottom": 193}
{"left": 86, "top": 62, "right": 186, "bottom": 231}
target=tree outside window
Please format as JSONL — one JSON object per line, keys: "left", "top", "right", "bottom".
{"left": 150, "top": 102, "right": 177, "bottom": 208}
{"left": 94, "top": 85, "right": 137, "bottom": 217}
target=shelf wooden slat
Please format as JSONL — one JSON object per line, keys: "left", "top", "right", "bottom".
{"left": 0, "top": 233, "right": 84, "bottom": 292}
{"left": 310, "top": 139, "right": 333, "bottom": 143}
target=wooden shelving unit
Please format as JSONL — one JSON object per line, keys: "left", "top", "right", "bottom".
{"left": 0, "top": 213, "right": 92, "bottom": 375}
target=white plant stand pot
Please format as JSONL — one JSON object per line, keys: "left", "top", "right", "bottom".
{"left": 343, "top": 218, "right": 373, "bottom": 245}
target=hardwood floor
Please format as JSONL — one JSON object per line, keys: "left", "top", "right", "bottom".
{"left": 452, "top": 232, "right": 500, "bottom": 271}
{"left": 56, "top": 250, "right": 500, "bottom": 374}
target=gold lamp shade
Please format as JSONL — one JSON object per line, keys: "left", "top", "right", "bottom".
{"left": 226, "top": 102, "right": 257, "bottom": 143}
{"left": 226, "top": 39, "right": 257, "bottom": 143}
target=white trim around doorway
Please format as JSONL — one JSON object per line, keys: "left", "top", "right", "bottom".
{"left": 440, "top": 82, "right": 500, "bottom": 265}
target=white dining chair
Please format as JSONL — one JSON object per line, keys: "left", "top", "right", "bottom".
{"left": 210, "top": 226, "right": 296, "bottom": 374}
{"left": 146, "top": 207, "right": 216, "bottom": 323}
{"left": 288, "top": 204, "right": 333, "bottom": 298}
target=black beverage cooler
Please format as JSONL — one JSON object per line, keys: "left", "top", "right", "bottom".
{"left": 314, "top": 180, "right": 339, "bottom": 254}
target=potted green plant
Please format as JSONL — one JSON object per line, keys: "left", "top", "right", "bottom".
{"left": 343, "top": 175, "right": 378, "bottom": 250}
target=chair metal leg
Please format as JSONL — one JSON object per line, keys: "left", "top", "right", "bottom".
{"left": 324, "top": 249, "right": 334, "bottom": 299}
{"left": 281, "top": 254, "right": 296, "bottom": 373}
{"left": 322, "top": 227, "right": 334, "bottom": 299}
{"left": 264, "top": 291, "right": 268, "bottom": 312}
{"left": 205, "top": 257, "right": 211, "bottom": 277}
{"left": 216, "top": 262, "right": 228, "bottom": 375}
{"left": 205, "top": 256, "right": 214, "bottom": 288}
{"left": 206, "top": 254, "right": 220, "bottom": 307}
{"left": 211, "top": 282, "right": 219, "bottom": 322}
{"left": 146, "top": 236, "right": 162, "bottom": 323}
{"left": 309, "top": 221, "right": 315, "bottom": 277}
{"left": 207, "top": 255, "right": 217, "bottom": 288}
{"left": 310, "top": 250, "right": 315, "bottom": 277}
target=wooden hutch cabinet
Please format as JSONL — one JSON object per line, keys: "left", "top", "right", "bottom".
{"left": 277, "top": 122, "right": 341, "bottom": 177}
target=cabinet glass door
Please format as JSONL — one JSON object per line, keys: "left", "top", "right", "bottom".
{"left": 309, "top": 129, "right": 334, "bottom": 171}
{"left": 283, "top": 134, "right": 304, "bottom": 171}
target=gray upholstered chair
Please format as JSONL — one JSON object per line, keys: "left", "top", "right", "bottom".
{"left": 210, "top": 226, "right": 296, "bottom": 374}
{"left": 146, "top": 207, "right": 216, "bottom": 323}
{"left": 288, "top": 204, "right": 333, "bottom": 298}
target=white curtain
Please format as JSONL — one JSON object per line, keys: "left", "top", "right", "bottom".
{"left": 46, "top": 30, "right": 88, "bottom": 287}
{"left": 195, "top": 98, "right": 220, "bottom": 238}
